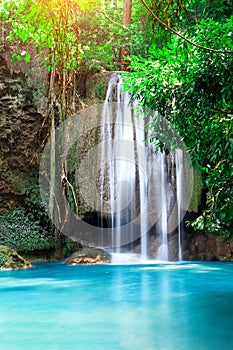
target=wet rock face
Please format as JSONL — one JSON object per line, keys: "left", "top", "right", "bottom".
{"left": 0, "top": 55, "right": 46, "bottom": 212}
{"left": 0, "top": 245, "right": 32, "bottom": 270}
{"left": 184, "top": 233, "right": 233, "bottom": 261}
{"left": 85, "top": 71, "right": 113, "bottom": 101}
{"left": 65, "top": 247, "right": 111, "bottom": 265}
{"left": 137, "top": 231, "right": 233, "bottom": 262}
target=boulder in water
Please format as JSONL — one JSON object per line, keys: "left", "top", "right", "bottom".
{"left": 0, "top": 245, "right": 32, "bottom": 270}
{"left": 65, "top": 247, "right": 111, "bottom": 265}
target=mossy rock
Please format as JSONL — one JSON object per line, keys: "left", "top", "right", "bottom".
{"left": 85, "top": 72, "right": 113, "bottom": 101}
{"left": 0, "top": 245, "right": 32, "bottom": 270}
{"left": 65, "top": 247, "right": 111, "bottom": 265}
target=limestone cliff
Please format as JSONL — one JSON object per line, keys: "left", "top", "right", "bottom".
{"left": 0, "top": 55, "right": 46, "bottom": 212}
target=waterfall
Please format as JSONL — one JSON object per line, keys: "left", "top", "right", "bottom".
{"left": 156, "top": 152, "right": 169, "bottom": 261}
{"left": 175, "top": 149, "right": 183, "bottom": 261}
{"left": 38, "top": 72, "right": 193, "bottom": 262}
{"left": 99, "top": 73, "right": 186, "bottom": 261}
{"left": 134, "top": 108, "right": 148, "bottom": 261}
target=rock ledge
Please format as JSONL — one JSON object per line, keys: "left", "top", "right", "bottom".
{"left": 65, "top": 248, "right": 111, "bottom": 265}
{"left": 0, "top": 245, "right": 32, "bottom": 270}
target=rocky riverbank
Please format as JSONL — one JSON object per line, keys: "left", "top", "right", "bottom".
{"left": 0, "top": 245, "right": 32, "bottom": 270}
{"left": 65, "top": 247, "right": 111, "bottom": 265}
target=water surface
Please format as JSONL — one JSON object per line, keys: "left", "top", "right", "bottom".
{"left": 0, "top": 262, "right": 233, "bottom": 350}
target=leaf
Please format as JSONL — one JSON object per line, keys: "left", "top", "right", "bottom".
{"left": 11, "top": 53, "right": 21, "bottom": 62}
{"left": 24, "top": 53, "right": 31, "bottom": 62}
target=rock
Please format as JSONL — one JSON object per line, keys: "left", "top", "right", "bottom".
{"left": 65, "top": 247, "right": 111, "bottom": 265}
{"left": 0, "top": 245, "right": 32, "bottom": 270}
{"left": 85, "top": 71, "right": 113, "bottom": 101}
{"left": 0, "top": 54, "right": 47, "bottom": 213}
{"left": 185, "top": 233, "right": 233, "bottom": 261}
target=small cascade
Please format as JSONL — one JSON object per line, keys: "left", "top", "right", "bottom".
{"left": 99, "top": 73, "right": 187, "bottom": 261}
{"left": 99, "top": 74, "right": 116, "bottom": 245}
{"left": 99, "top": 73, "right": 150, "bottom": 258}
{"left": 175, "top": 149, "right": 183, "bottom": 261}
{"left": 156, "top": 152, "right": 169, "bottom": 261}
{"left": 135, "top": 112, "right": 148, "bottom": 261}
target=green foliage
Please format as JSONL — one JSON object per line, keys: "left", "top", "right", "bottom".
{"left": 61, "top": 237, "right": 81, "bottom": 258}
{"left": 1, "top": 0, "right": 233, "bottom": 239}
{"left": 123, "top": 0, "right": 233, "bottom": 58}
{"left": 184, "top": 0, "right": 233, "bottom": 23}
{"left": 1, "top": 0, "right": 233, "bottom": 70}
{"left": 78, "top": 5, "right": 119, "bottom": 71}
{"left": 1, "top": 0, "right": 82, "bottom": 70}
{"left": 0, "top": 208, "right": 55, "bottom": 252}
{"left": 0, "top": 0, "right": 129, "bottom": 72}
{"left": 125, "top": 16, "right": 233, "bottom": 237}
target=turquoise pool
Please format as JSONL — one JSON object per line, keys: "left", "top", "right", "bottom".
{"left": 0, "top": 262, "right": 233, "bottom": 350}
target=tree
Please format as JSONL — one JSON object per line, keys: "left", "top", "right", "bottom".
{"left": 119, "top": 0, "right": 132, "bottom": 69}
{"left": 0, "top": 0, "right": 141, "bottom": 252}
{"left": 124, "top": 4, "right": 233, "bottom": 237}
{"left": 0, "top": 0, "right": 82, "bottom": 254}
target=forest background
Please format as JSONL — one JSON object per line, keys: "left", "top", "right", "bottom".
{"left": 0, "top": 0, "right": 232, "bottom": 257}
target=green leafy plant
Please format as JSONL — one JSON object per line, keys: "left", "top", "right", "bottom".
{"left": 0, "top": 208, "right": 55, "bottom": 252}
{"left": 124, "top": 16, "right": 233, "bottom": 237}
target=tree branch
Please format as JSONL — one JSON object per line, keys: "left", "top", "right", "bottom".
{"left": 103, "top": 10, "right": 131, "bottom": 31}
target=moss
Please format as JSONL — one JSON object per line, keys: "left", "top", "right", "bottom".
{"left": 188, "top": 168, "right": 203, "bottom": 213}
{"left": 0, "top": 245, "right": 32, "bottom": 270}
{"left": 95, "top": 80, "right": 105, "bottom": 100}
{"left": 0, "top": 252, "right": 7, "bottom": 267}
{"left": 85, "top": 71, "right": 113, "bottom": 101}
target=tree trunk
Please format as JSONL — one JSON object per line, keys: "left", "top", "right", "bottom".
{"left": 119, "top": 0, "right": 132, "bottom": 70}
{"left": 122, "top": 0, "right": 132, "bottom": 25}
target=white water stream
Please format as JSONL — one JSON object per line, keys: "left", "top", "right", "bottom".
{"left": 99, "top": 73, "right": 184, "bottom": 261}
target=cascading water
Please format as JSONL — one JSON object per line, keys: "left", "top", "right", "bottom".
{"left": 175, "top": 149, "right": 183, "bottom": 261}
{"left": 99, "top": 73, "right": 186, "bottom": 261}
{"left": 156, "top": 152, "right": 169, "bottom": 261}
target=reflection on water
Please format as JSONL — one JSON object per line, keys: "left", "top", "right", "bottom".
{"left": 0, "top": 262, "right": 233, "bottom": 350}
